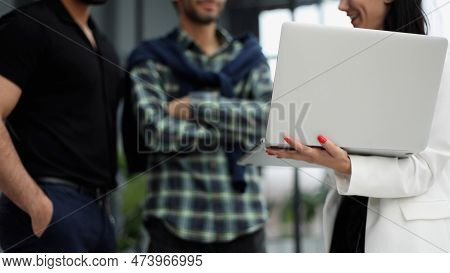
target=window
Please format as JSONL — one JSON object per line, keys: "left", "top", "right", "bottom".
{"left": 294, "top": 4, "right": 320, "bottom": 24}
{"left": 259, "top": 0, "right": 351, "bottom": 80}
{"left": 259, "top": 9, "right": 292, "bottom": 79}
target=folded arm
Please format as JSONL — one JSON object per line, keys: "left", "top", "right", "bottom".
{"left": 131, "top": 62, "right": 220, "bottom": 154}
{"left": 190, "top": 62, "right": 273, "bottom": 150}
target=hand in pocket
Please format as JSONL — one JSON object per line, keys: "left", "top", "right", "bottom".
{"left": 29, "top": 193, "right": 54, "bottom": 238}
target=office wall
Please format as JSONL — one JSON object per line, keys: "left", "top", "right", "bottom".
{"left": 143, "top": 0, "right": 178, "bottom": 39}
{"left": 91, "top": 0, "right": 138, "bottom": 65}
{"left": 92, "top": 0, "right": 178, "bottom": 65}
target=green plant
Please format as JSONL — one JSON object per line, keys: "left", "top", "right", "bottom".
{"left": 116, "top": 151, "right": 148, "bottom": 252}
{"left": 116, "top": 173, "right": 148, "bottom": 252}
{"left": 281, "top": 185, "right": 328, "bottom": 224}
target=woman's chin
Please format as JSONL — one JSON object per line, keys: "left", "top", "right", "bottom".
{"left": 351, "top": 23, "right": 371, "bottom": 30}
{"left": 351, "top": 19, "right": 361, "bottom": 28}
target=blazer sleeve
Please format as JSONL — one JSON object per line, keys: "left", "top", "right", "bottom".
{"left": 334, "top": 58, "right": 450, "bottom": 198}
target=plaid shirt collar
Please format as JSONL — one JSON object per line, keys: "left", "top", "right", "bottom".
{"left": 176, "top": 26, "right": 234, "bottom": 54}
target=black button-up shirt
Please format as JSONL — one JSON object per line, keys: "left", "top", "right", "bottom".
{"left": 0, "top": 0, "right": 122, "bottom": 188}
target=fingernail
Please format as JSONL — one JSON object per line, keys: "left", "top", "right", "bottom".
{"left": 284, "top": 136, "right": 291, "bottom": 143}
{"left": 318, "top": 135, "right": 327, "bottom": 144}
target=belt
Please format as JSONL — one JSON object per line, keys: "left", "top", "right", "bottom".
{"left": 37, "top": 177, "right": 109, "bottom": 203}
{"left": 37, "top": 177, "right": 115, "bottom": 225}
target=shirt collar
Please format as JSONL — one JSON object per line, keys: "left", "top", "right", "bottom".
{"left": 176, "top": 26, "right": 233, "bottom": 52}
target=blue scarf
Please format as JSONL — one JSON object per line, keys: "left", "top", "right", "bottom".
{"left": 124, "top": 29, "right": 267, "bottom": 193}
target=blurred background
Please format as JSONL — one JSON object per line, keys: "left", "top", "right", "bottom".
{"left": 1, "top": 0, "right": 449, "bottom": 253}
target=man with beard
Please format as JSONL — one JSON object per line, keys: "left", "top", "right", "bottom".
{"left": 125, "top": 0, "right": 272, "bottom": 252}
{"left": 0, "top": 0, "right": 121, "bottom": 252}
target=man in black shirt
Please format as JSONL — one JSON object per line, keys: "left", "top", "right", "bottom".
{"left": 0, "top": 0, "right": 121, "bottom": 252}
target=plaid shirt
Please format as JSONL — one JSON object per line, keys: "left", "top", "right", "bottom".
{"left": 130, "top": 28, "right": 272, "bottom": 243}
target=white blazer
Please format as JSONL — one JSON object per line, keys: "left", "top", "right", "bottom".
{"left": 323, "top": 55, "right": 450, "bottom": 253}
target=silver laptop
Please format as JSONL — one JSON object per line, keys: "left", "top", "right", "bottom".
{"left": 239, "top": 22, "right": 448, "bottom": 168}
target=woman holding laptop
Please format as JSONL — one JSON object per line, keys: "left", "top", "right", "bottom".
{"left": 267, "top": 0, "right": 450, "bottom": 252}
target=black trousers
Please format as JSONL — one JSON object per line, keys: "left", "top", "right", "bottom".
{"left": 330, "top": 196, "right": 369, "bottom": 253}
{"left": 145, "top": 217, "right": 266, "bottom": 253}
{"left": 0, "top": 184, "right": 115, "bottom": 253}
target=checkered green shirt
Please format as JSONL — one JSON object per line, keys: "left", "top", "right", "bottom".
{"left": 130, "top": 28, "right": 272, "bottom": 243}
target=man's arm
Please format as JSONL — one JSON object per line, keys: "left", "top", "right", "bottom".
{"left": 188, "top": 62, "right": 273, "bottom": 150}
{"left": 0, "top": 75, "right": 53, "bottom": 238}
{"left": 131, "top": 62, "right": 220, "bottom": 153}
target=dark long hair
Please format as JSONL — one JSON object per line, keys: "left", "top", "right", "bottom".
{"left": 384, "top": 0, "right": 428, "bottom": 35}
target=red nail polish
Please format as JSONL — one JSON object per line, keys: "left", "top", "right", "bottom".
{"left": 318, "top": 135, "right": 327, "bottom": 144}
{"left": 284, "top": 136, "right": 291, "bottom": 142}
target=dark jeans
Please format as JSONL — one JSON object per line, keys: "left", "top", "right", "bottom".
{"left": 145, "top": 217, "right": 266, "bottom": 253}
{"left": 0, "top": 184, "right": 115, "bottom": 253}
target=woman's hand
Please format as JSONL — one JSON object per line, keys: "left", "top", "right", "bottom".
{"left": 266, "top": 135, "right": 352, "bottom": 175}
